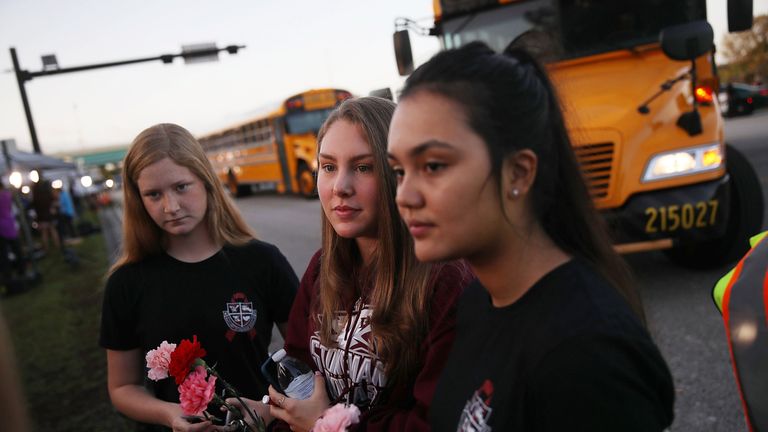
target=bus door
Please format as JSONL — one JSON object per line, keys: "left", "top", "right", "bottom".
{"left": 271, "top": 116, "right": 293, "bottom": 195}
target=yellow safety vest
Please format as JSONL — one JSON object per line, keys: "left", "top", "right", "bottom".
{"left": 713, "top": 231, "right": 768, "bottom": 432}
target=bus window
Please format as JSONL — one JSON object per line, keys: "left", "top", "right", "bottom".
{"left": 440, "top": 0, "right": 706, "bottom": 59}
{"left": 559, "top": 0, "right": 705, "bottom": 58}
{"left": 285, "top": 108, "right": 336, "bottom": 135}
{"left": 442, "top": 0, "right": 555, "bottom": 52}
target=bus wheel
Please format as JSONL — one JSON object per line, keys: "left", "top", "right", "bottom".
{"left": 297, "top": 164, "right": 316, "bottom": 198}
{"left": 665, "top": 144, "right": 764, "bottom": 269}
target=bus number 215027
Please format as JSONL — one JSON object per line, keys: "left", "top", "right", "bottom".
{"left": 644, "top": 200, "right": 719, "bottom": 233}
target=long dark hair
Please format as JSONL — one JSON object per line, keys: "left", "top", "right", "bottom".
{"left": 400, "top": 42, "right": 644, "bottom": 322}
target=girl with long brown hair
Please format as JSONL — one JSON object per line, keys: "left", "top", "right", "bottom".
{"left": 99, "top": 123, "right": 298, "bottom": 431}
{"left": 267, "top": 97, "right": 473, "bottom": 431}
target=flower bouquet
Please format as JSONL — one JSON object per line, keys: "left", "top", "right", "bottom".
{"left": 146, "top": 335, "right": 266, "bottom": 432}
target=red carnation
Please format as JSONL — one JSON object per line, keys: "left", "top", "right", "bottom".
{"left": 168, "top": 335, "right": 207, "bottom": 385}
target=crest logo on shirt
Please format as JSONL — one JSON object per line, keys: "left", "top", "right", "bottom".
{"left": 223, "top": 292, "right": 257, "bottom": 341}
{"left": 458, "top": 379, "right": 494, "bottom": 432}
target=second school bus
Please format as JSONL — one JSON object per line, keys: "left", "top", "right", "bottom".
{"left": 199, "top": 88, "right": 352, "bottom": 198}
{"left": 393, "top": 0, "right": 763, "bottom": 268}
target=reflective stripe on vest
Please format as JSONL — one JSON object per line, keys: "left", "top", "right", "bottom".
{"left": 724, "top": 236, "right": 768, "bottom": 432}
{"left": 715, "top": 232, "right": 768, "bottom": 313}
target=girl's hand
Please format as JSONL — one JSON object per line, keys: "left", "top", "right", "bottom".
{"left": 164, "top": 404, "right": 215, "bottom": 432}
{"left": 219, "top": 396, "right": 273, "bottom": 427}
{"left": 268, "top": 373, "right": 330, "bottom": 432}
{"left": 169, "top": 415, "right": 214, "bottom": 432}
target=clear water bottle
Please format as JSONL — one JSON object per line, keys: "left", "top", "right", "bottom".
{"left": 272, "top": 349, "right": 315, "bottom": 400}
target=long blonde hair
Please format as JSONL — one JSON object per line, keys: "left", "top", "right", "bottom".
{"left": 110, "top": 123, "right": 254, "bottom": 273}
{"left": 315, "top": 97, "right": 436, "bottom": 388}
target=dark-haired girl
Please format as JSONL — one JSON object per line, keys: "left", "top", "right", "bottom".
{"left": 388, "top": 42, "right": 674, "bottom": 431}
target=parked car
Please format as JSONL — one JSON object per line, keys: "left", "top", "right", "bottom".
{"left": 719, "top": 83, "right": 768, "bottom": 117}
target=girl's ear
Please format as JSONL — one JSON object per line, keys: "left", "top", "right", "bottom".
{"left": 501, "top": 149, "right": 537, "bottom": 200}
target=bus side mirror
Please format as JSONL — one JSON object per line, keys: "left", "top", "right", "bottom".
{"left": 394, "top": 30, "right": 414, "bottom": 76}
{"left": 728, "top": 0, "right": 753, "bottom": 32}
{"left": 660, "top": 20, "right": 714, "bottom": 61}
{"left": 660, "top": 21, "right": 713, "bottom": 136}
{"left": 369, "top": 87, "right": 394, "bottom": 101}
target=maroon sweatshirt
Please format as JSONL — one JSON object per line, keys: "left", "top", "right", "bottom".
{"left": 283, "top": 250, "right": 474, "bottom": 431}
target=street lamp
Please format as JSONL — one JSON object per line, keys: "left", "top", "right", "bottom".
{"left": 80, "top": 175, "right": 93, "bottom": 188}
{"left": 8, "top": 172, "right": 22, "bottom": 189}
{"left": 9, "top": 43, "right": 246, "bottom": 154}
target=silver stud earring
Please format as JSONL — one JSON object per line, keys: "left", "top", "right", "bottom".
{"left": 512, "top": 188, "right": 520, "bottom": 198}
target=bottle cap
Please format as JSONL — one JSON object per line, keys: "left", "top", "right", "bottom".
{"left": 271, "top": 348, "right": 287, "bottom": 362}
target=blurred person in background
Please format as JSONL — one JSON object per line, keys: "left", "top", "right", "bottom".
{"left": 0, "top": 182, "right": 26, "bottom": 293}
{"left": 713, "top": 231, "right": 768, "bottom": 432}
{"left": 0, "top": 307, "right": 31, "bottom": 431}
{"left": 55, "top": 185, "right": 77, "bottom": 241}
{"left": 31, "top": 179, "right": 60, "bottom": 253}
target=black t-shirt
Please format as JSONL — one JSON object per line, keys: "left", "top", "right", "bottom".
{"left": 430, "top": 259, "right": 675, "bottom": 432}
{"left": 99, "top": 240, "right": 298, "bottom": 403}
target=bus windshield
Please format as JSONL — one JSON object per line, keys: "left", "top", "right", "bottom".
{"left": 284, "top": 108, "right": 335, "bottom": 135}
{"left": 441, "top": 0, "right": 706, "bottom": 59}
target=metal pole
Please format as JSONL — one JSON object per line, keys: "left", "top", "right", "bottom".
{"left": 25, "top": 54, "right": 175, "bottom": 78}
{"left": 8, "top": 44, "right": 244, "bottom": 155}
{"left": 9, "top": 48, "right": 41, "bottom": 154}
{"left": 1, "top": 140, "right": 39, "bottom": 277}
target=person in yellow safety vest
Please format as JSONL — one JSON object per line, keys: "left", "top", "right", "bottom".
{"left": 713, "top": 231, "right": 768, "bottom": 432}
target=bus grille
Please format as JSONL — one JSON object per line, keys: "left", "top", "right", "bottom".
{"left": 573, "top": 142, "right": 614, "bottom": 199}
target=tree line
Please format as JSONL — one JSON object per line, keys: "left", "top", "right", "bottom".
{"left": 718, "top": 14, "right": 768, "bottom": 85}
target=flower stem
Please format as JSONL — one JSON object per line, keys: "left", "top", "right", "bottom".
{"left": 208, "top": 367, "right": 265, "bottom": 432}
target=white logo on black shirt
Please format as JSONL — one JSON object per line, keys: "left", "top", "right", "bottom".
{"left": 223, "top": 292, "right": 257, "bottom": 339}
{"left": 458, "top": 379, "right": 494, "bottom": 432}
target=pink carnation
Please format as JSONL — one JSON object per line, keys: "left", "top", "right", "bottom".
{"left": 178, "top": 366, "right": 217, "bottom": 416}
{"left": 313, "top": 404, "right": 360, "bottom": 432}
{"left": 145, "top": 341, "right": 176, "bottom": 381}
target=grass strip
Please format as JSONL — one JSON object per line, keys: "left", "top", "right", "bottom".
{"left": 1, "top": 234, "right": 133, "bottom": 431}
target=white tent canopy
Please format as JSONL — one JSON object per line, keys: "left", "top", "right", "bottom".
{"left": 0, "top": 139, "right": 76, "bottom": 176}
{"left": 0, "top": 150, "right": 78, "bottom": 190}
{"left": 0, "top": 150, "right": 76, "bottom": 174}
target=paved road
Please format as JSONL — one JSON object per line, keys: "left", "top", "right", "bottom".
{"left": 235, "top": 194, "right": 322, "bottom": 274}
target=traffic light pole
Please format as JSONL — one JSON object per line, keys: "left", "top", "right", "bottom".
{"left": 9, "top": 44, "right": 245, "bottom": 154}
{"left": 10, "top": 48, "right": 41, "bottom": 154}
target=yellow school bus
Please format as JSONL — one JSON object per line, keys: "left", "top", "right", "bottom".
{"left": 199, "top": 88, "right": 353, "bottom": 198}
{"left": 393, "top": 0, "right": 762, "bottom": 268}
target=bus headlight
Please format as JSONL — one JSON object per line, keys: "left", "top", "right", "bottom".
{"left": 642, "top": 143, "right": 723, "bottom": 182}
